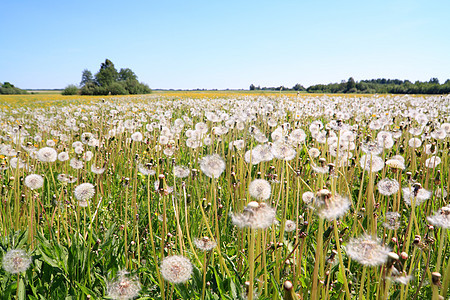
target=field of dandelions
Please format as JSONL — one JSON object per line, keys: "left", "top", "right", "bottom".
{"left": 0, "top": 92, "right": 449, "bottom": 299}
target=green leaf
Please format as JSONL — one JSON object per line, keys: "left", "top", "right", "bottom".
{"left": 18, "top": 276, "right": 26, "bottom": 300}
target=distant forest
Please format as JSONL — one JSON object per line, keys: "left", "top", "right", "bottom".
{"left": 250, "top": 77, "right": 450, "bottom": 94}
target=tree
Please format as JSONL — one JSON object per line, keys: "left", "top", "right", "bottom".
{"left": 292, "top": 83, "right": 305, "bottom": 91}
{"left": 249, "top": 84, "right": 256, "bottom": 90}
{"left": 346, "top": 77, "right": 356, "bottom": 92}
{"left": 118, "top": 68, "right": 138, "bottom": 82}
{"left": 62, "top": 84, "right": 79, "bottom": 95}
{"left": 80, "top": 69, "right": 94, "bottom": 87}
{"left": 95, "top": 59, "right": 119, "bottom": 87}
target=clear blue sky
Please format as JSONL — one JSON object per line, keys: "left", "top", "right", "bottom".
{"left": 1, "top": 0, "right": 449, "bottom": 90}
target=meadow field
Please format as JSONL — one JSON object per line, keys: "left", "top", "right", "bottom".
{"left": 0, "top": 92, "right": 449, "bottom": 299}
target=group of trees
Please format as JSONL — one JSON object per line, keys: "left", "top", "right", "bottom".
{"left": 249, "top": 83, "right": 306, "bottom": 91}
{"left": 250, "top": 78, "right": 450, "bottom": 94}
{"left": 63, "top": 59, "right": 151, "bottom": 95}
{"left": 307, "top": 77, "right": 450, "bottom": 94}
{"left": 0, "top": 82, "right": 28, "bottom": 94}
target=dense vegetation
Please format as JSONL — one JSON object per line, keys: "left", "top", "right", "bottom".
{"left": 0, "top": 82, "right": 28, "bottom": 95}
{"left": 250, "top": 77, "right": 450, "bottom": 94}
{"left": 63, "top": 59, "right": 151, "bottom": 96}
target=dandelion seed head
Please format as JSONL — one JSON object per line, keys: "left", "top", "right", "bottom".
{"left": 193, "top": 237, "right": 217, "bottom": 251}
{"left": 427, "top": 205, "right": 450, "bottom": 228}
{"left": 345, "top": 234, "right": 390, "bottom": 266}
{"left": 24, "top": 174, "right": 44, "bottom": 190}
{"left": 231, "top": 202, "right": 277, "bottom": 229}
{"left": 248, "top": 179, "right": 271, "bottom": 201}
{"left": 199, "top": 154, "right": 226, "bottom": 178}
{"left": 360, "top": 155, "right": 384, "bottom": 172}
{"left": 106, "top": 272, "right": 141, "bottom": 300}
{"left": 284, "top": 220, "right": 296, "bottom": 232}
{"left": 173, "top": 165, "right": 190, "bottom": 178}
{"left": 377, "top": 178, "right": 400, "bottom": 196}
{"left": 160, "top": 255, "right": 193, "bottom": 284}
{"left": 2, "top": 249, "right": 32, "bottom": 274}
{"left": 36, "top": 147, "right": 57, "bottom": 162}
{"left": 382, "top": 212, "right": 401, "bottom": 230}
{"left": 74, "top": 183, "right": 95, "bottom": 205}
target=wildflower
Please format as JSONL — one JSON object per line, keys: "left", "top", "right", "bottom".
{"left": 173, "top": 165, "right": 190, "bottom": 178}
{"left": 284, "top": 220, "right": 296, "bottom": 232}
{"left": 248, "top": 179, "right": 271, "bottom": 201}
{"left": 24, "top": 174, "right": 44, "bottom": 190}
{"left": 385, "top": 158, "right": 405, "bottom": 171}
{"left": 36, "top": 147, "right": 57, "bottom": 162}
{"left": 431, "top": 128, "right": 447, "bottom": 140}
{"left": 199, "top": 154, "right": 226, "bottom": 178}
{"left": 361, "top": 142, "right": 383, "bottom": 155}
{"left": 302, "top": 191, "right": 315, "bottom": 205}
{"left": 229, "top": 139, "right": 245, "bottom": 150}
{"left": 408, "top": 138, "right": 422, "bottom": 148}
{"left": 57, "top": 151, "right": 70, "bottom": 161}
{"left": 377, "top": 178, "right": 400, "bottom": 196}
{"left": 130, "top": 132, "right": 143, "bottom": 142}
{"left": 314, "top": 190, "right": 351, "bottom": 221}
{"left": 271, "top": 142, "right": 296, "bottom": 161}
{"left": 425, "top": 156, "right": 441, "bottom": 168}
{"left": 231, "top": 201, "right": 277, "bottom": 229}
{"left": 427, "top": 205, "right": 450, "bottom": 228}
{"left": 160, "top": 255, "right": 193, "bottom": 284}
{"left": 106, "top": 271, "right": 141, "bottom": 300}
{"left": 345, "top": 234, "right": 390, "bottom": 266}
{"left": 360, "top": 154, "right": 384, "bottom": 172}
{"left": 308, "top": 147, "right": 321, "bottom": 158}
{"left": 402, "top": 184, "right": 431, "bottom": 206}
{"left": 2, "top": 249, "right": 32, "bottom": 274}
{"left": 91, "top": 164, "right": 105, "bottom": 174}
{"left": 80, "top": 132, "right": 93, "bottom": 144}
{"left": 74, "top": 183, "right": 95, "bottom": 206}
{"left": 382, "top": 212, "right": 401, "bottom": 230}
{"left": 70, "top": 158, "right": 84, "bottom": 169}
{"left": 252, "top": 144, "right": 274, "bottom": 163}
{"left": 193, "top": 237, "right": 217, "bottom": 251}
{"left": 137, "top": 163, "right": 155, "bottom": 176}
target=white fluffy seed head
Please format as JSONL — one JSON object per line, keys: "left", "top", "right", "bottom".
{"left": 74, "top": 183, "right": 95, "bottom": 203}
{"left": 345, "top": 234, "right": 390, "bottom": 266}
{"left": 2, "top": 249, "right": 32, "bottom": 274}
{"left": 199, "top": 154, "right": 226, "bottom": 178}
{"left": 36, "top": 147, "right": 57, "bottom": 162}
{"left": 160, "top": 255, "right": 193, "bottom": 284}
{"left": 24, "top": 174, "right": 44, "bottom": 190}
{"left": 106, "top": 271, "right": 141, "bottom": 300}
{"left": 248, "top": 179, "right": 271, "bottom": 201}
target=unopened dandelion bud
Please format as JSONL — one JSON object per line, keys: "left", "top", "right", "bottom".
{"left": 391, "top": 237, "right": 398, "bottom": 243}
{"left": 428, "top": 225, "right": 434, "bottom": 230}
{"left": 413, "top": 235, "right": 421, "bottom": 245}
{"left": 400, "top": 252, "right": 408, "bottom": 260}
{"left": 432, "top": 272, "right": 441, "bottom": 286}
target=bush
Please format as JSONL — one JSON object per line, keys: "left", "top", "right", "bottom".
{"left": 62, "top": 84, "right": 79, "bottom": 95}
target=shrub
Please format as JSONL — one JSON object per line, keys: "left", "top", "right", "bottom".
{"left": 62, "top": 84, "right": 79, "bottom": 95}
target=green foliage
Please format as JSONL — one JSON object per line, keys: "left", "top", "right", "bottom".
{"left": 80, "top": 69, "right": 94, "bottom": 87}
{"left": 307, "top": 77, "right": 450, "bottom": 94}
{"left": 0, "top": 82, "right": 28, "bottom": 94}
{"left": 62, "top": 84, "right": 79, "bottom": 95}
{"left": 72, "top": 59, "right": 151, "bottom": 95}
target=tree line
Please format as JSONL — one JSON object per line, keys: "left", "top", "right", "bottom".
{"left": 63, "top": 59, "right": 151, "bottom": 95}
{"left": 250, "top": 77, "right": 450, "bottom": 94}
{"left": 0, "top": 82, "right": 28, "bottom": 94}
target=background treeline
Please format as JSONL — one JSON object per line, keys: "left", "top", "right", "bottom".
{"left": 251, "top": 77, "right": 450, "bottom": 94}
{"left": 63, "top": 59, "right": 151, "bottom": 95}
{"left": 0, "top": 82, "right": 28, "bottom": 94}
